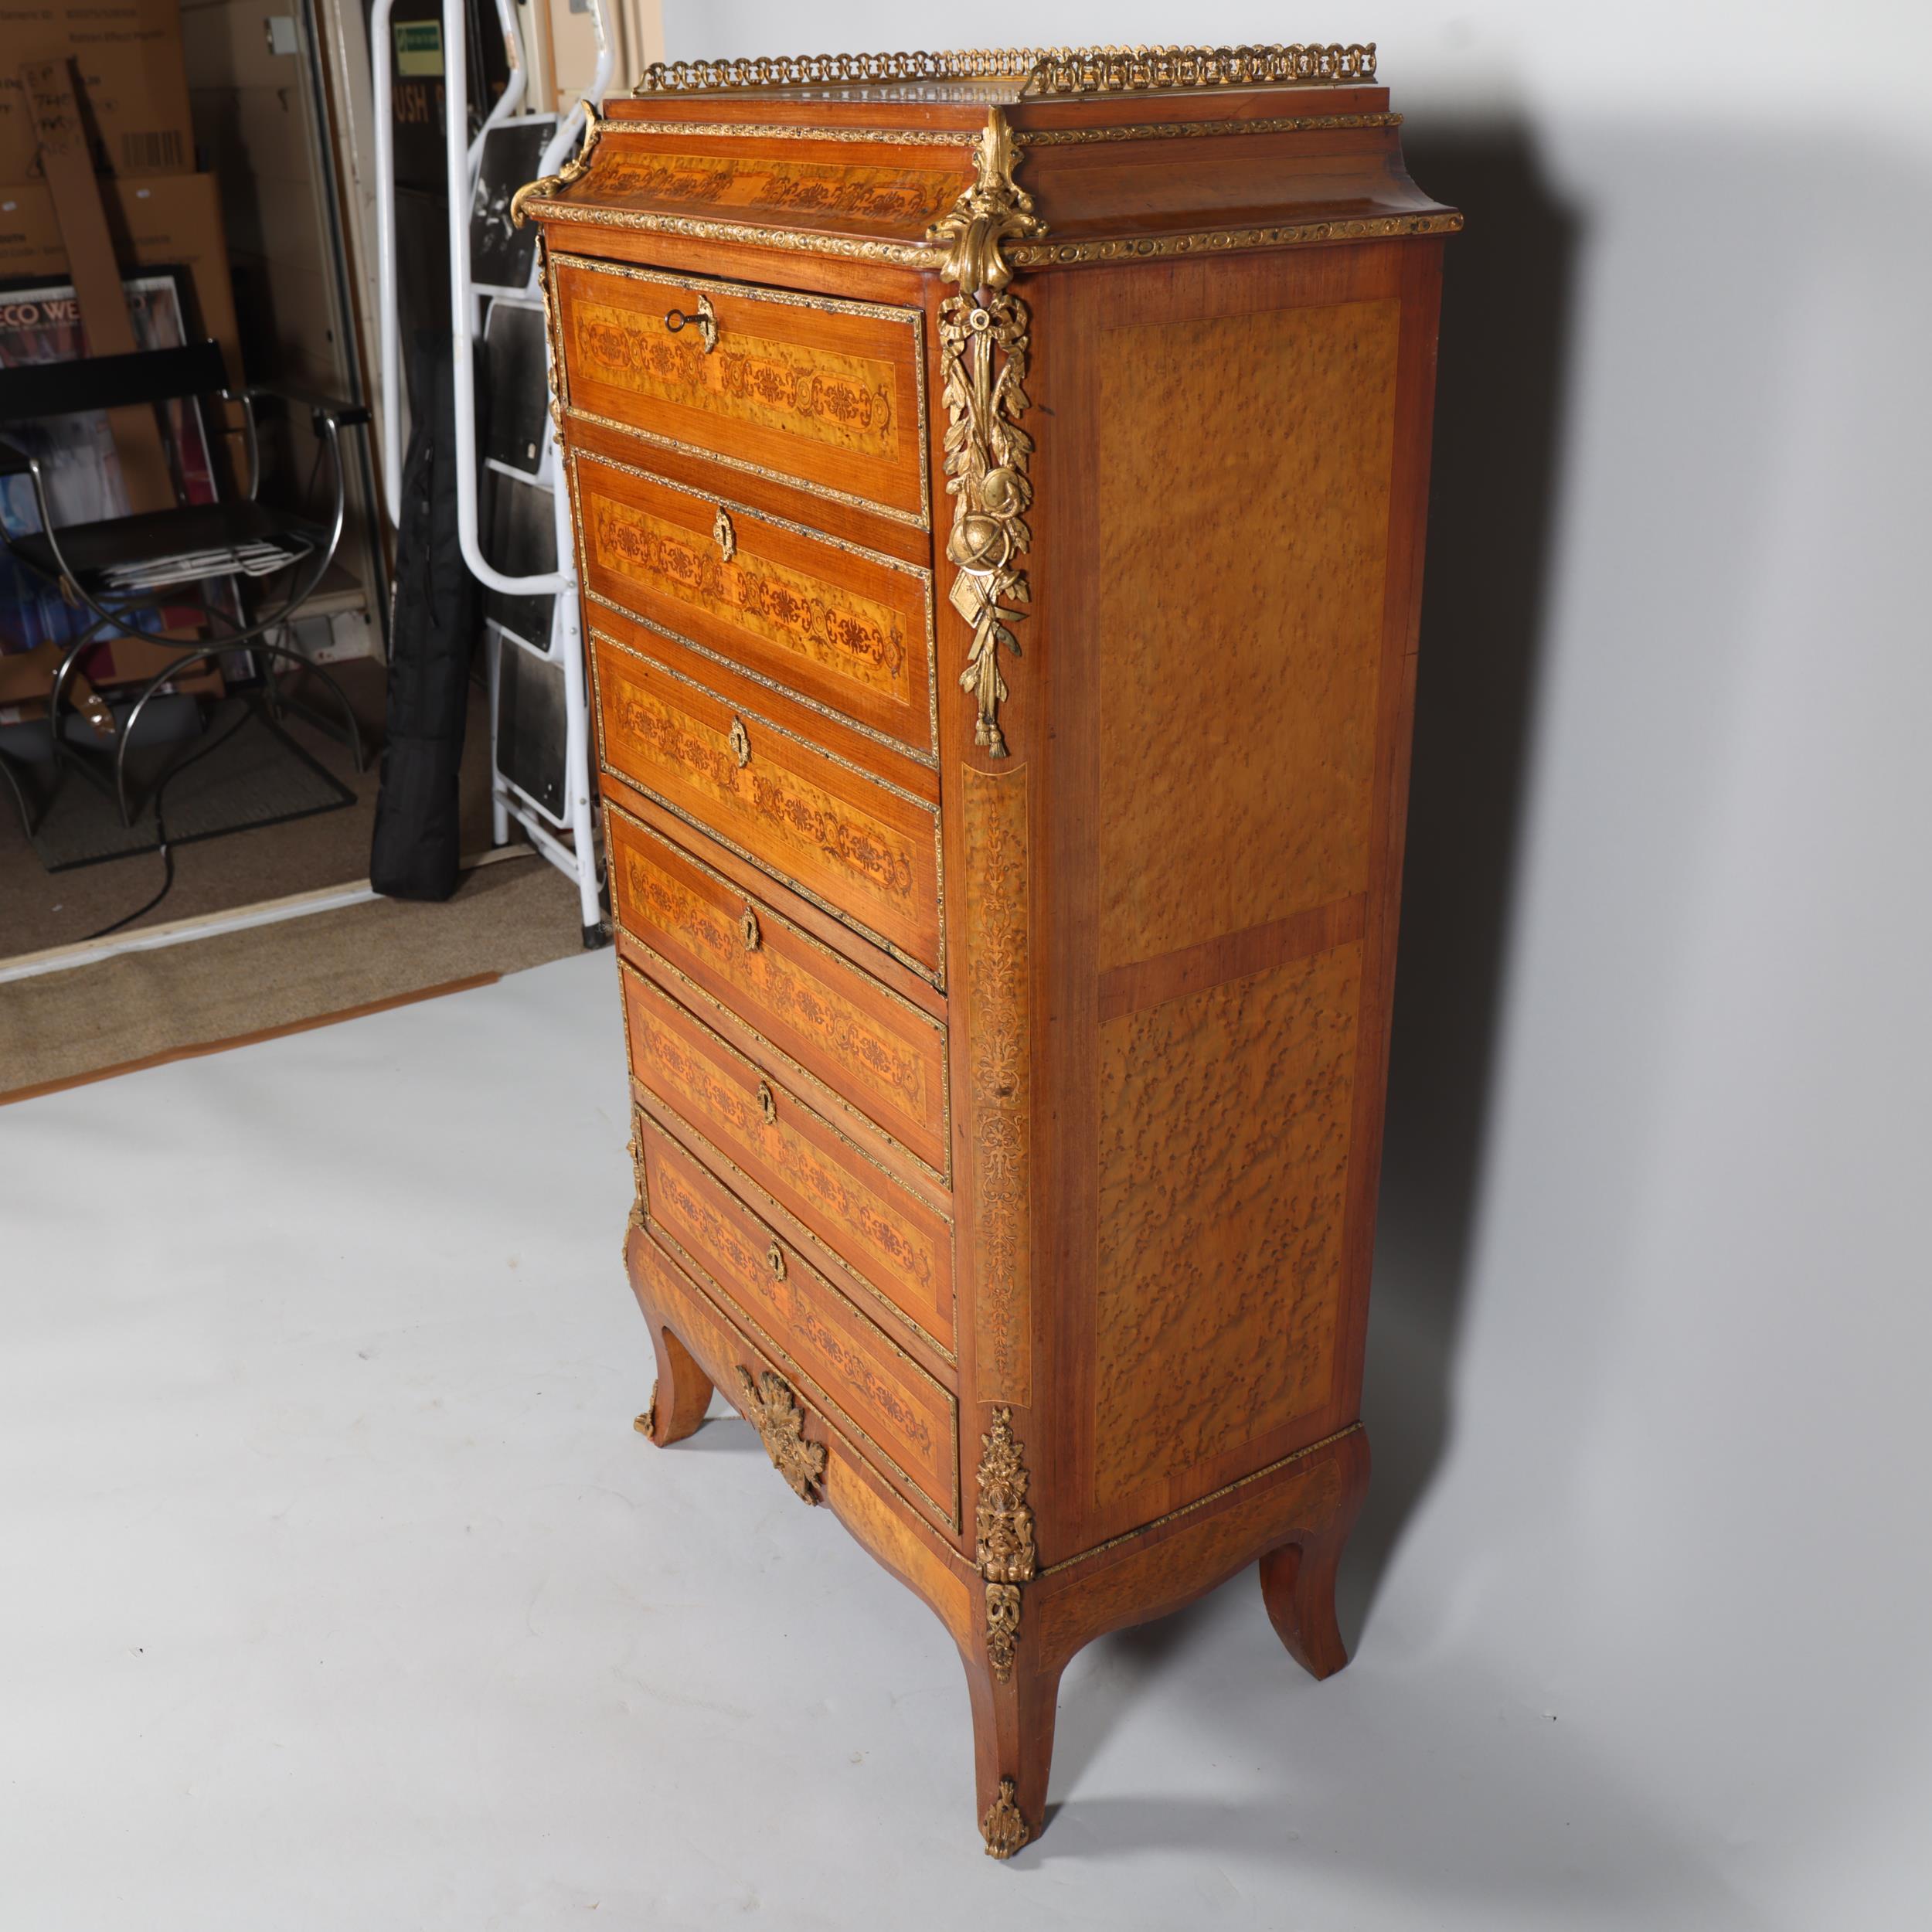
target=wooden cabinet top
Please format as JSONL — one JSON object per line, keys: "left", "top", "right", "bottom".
{"left": 514, "top": 43, "right": 1460, "bottom": 279}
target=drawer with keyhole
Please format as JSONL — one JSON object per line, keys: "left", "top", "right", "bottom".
{"left": 620, "top": 957, "right": 955, "bottom": 1355}
{"left": 635, "top": 1108, "right": 959, "bottom": 1530}
{"left": 593, "top": 631, "right": 943, "bottom": 976}
{"left": 553, "top": 253, "right": 930, "bottom": 526}
{"left": 605, "top": 801, "right": 951, "bottom": 1179}
{"left": 574, "top": 451, "right": 937, "bottom": 761}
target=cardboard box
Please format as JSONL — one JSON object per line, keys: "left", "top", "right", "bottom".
{"left": 0, "top": 171, "right": 240, "bottom": 384}
{"left": 0, "top": 636, "right": 221, "bottom": 706}
{"left": 0, "top": 0, "right": 196, "bottom": 182}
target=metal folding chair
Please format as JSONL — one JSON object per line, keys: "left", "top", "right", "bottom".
{"left": 0, "top": 339, "right": 370, "bottom": 830}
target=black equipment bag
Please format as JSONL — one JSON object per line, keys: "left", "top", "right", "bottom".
{"left": 369, "top": 331, "right": 481, "bottom": 901}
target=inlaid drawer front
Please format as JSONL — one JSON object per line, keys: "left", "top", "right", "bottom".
{"left": 639, "top": 1116, "right": 957, "bottom": 1527}
{"left": 554, "top": 253, "right": 927, "bottom": 526}
{"left": 579, "top": 143, "right": 967, "bottom": 232}
{"left": 621, "top": 961, "right": 954, "bottom": 1353}
{"left": 608, "top": 805, "right": 950, "bottom": 1179}
{"left": 593, "top": 634, "right": 943, "bottom": 977}
{"left": 577, "top": 453, "right": 936, "bottom": 759}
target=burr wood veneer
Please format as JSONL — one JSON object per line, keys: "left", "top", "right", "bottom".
{"left": 520, "top": 41, "right": 1456, "bottom": 1857}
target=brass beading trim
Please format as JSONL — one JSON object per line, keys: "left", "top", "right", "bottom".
{"left": 614, "top": 118, "right": 978, "bottom": 147}
{"left": 1010, "top": 209, "right": 1464, "bottom": 266}
{"left": 530, "top": 208, "right": 1461, "bottom": 280}
{"left": 594, "top": 624, "right": 937, "bottom": 809}
{"left": 570, "top": 406, "right": 930, "bottom": 530}
{"left": 1040, "top": 1423, "right": 1366, "bottom": 1577}
{"left": 577, "top": 450, "right": 931, "bottom": 577}
{"left": 587, "top": 586, "right": 940, "bottom": 771}
{"left": 1018, "top": 109, "right": 1401, "bottom": 145}
{"left": 621, "top": 953, "right": 954, "bottom": 1223}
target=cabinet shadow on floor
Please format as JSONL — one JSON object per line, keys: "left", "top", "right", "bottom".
{"left": 1338, "top": 120, "right": 1580, "bottom": 1648}
{"left": 1026, "top": 1584, "right": 1759, "bottom": 1926}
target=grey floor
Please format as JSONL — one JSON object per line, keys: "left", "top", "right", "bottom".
{"left": 3, "top": 951, "right": 1925, "bottom": 1929}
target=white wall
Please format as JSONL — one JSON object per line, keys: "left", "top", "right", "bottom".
{"left": 653, "top": 5, "right": 1932, "bottom": 1917}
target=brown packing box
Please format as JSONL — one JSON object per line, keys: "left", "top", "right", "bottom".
{"left": 0, "top": 639, "right": 223, "bottom": 706}
{"left": 0, "top": 0, "right": 196, "bottom": 180}
{"left": 0, "top": 170, "right": 240, "bottom": 384}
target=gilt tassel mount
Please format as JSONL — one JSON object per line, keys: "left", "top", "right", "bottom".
{"left": 939, "top": 291, "right": 1033, "bottom": 760}
{"left": 933, "top": 111, "right": 1040, "bottom": 762}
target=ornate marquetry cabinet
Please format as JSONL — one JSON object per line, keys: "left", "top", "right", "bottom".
{"left": 515, "top": 42, "right": 1457, "bottom": 1859}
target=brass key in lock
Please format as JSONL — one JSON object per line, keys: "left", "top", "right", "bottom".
{"left": 663, "top": 293, "right": 719, "bottom": 352}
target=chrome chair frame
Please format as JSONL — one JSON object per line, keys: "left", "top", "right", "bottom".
{"left": 0, "top": 343, "right": 371, "bottom": 830}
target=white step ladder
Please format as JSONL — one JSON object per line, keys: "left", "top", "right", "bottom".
{"left": 370, "top": 0, "right": 611, "bottom": 942}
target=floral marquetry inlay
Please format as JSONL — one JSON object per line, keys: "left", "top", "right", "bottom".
{"left": 588, "top": 494, "right": 913, "bottom": 699}
{"left": 621, "top": 977, "right": 946, "bottom": 1318}
{"left": 594, "top": 152, "right": 964, "bottom": 227}
{"left": 604, "top": 667, "right": 920, "bottom": 910}
{"left": 619, "top": 851, "right": 931, "bottom": 1119}
{"left": 573, "top": 298, "right": 900, "bottom": 461}
{"left": 649, "top": 1160, "right": 939, "bottom": 1464}
{"left": 964, "top": 765, "right": 1032, "bottom": 1403}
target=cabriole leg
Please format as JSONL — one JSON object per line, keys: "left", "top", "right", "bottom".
{"left": 635, "top": 1317, "right": 713, "bottom": 1447}
{"left": 1258, "top": 1427, "right": 1370, "bottom": 1679}
{"left": 959, "top": 1635, "right": 1066, "bottom": 1860}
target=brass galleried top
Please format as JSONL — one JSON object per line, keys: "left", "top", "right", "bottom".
{"left": 636, "top": 43, "right": 1378, "bottom": 98}
{"left": 1029, "top": 43, "right": 1376, "bottom": 92}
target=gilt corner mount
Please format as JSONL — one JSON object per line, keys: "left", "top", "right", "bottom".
{"left": 510, "top": 100, "right": 606, "bottom": 229}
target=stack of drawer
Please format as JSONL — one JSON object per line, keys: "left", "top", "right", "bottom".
{"left": 556, "top": 251, "right": 964, "bottom": 1540}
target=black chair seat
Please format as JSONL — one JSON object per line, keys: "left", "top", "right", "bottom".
{"left": 9, "top": 499, "right": 330, "bottom": 588}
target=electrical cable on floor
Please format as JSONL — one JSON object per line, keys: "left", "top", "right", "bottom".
{"left": 77, "top": 699, "right": 260, "bottom": 943}
{"left": 80, "top": 842, "right": 176, "bottom": 943}
{"left": 76, "top": 421, "right": 345, "bottom": 947}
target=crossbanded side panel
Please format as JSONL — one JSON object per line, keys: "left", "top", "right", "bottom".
{"left": 1088, "top": 291, "right": 1400, "bottom": 1522}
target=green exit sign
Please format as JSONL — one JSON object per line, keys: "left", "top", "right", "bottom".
{"left": 393, "top": 20, "right": 444, "bottom": 77}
